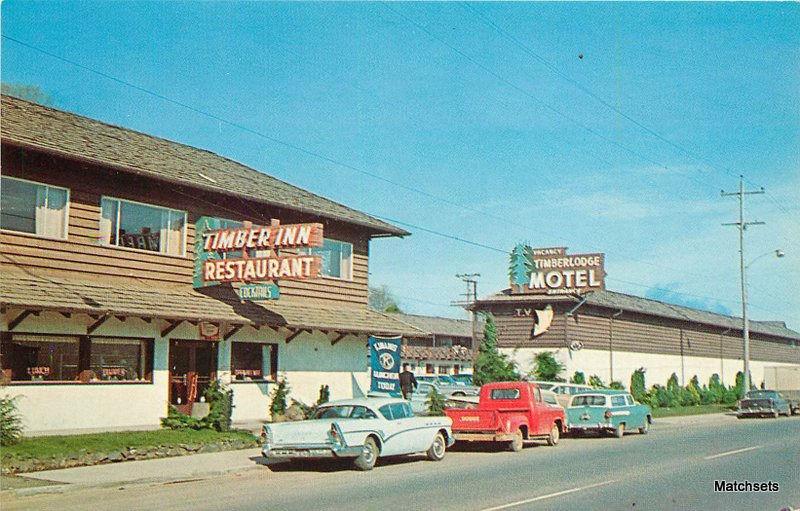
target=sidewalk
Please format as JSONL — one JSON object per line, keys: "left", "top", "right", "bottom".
{"left": 12, "top": 446, "right": 264, "bottom": 493}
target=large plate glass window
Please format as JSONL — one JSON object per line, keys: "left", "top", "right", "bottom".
{"left": 100, "top": 197, "right": 186, "bottom": 256}
{"left": 301, "top": 238, "right": 352, "bottom": 280}
{"left": 0, "top": 177, "right": 69, "bottom": 238}
{"left": 231, "top": 342, "right": 278, "bottom": 381}
{"left": 0, "top": 334, "right": 153, "bottom": 383}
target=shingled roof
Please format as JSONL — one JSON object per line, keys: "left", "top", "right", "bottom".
{"left": 0, "top": 263, "right": 425, "bottom": 337}
{"left": 475, "top": 288, "right": 800, "bottom": 341}
{"left": 384, "top": 312, "right": 477, "bottom": 338}
{"left": 0, "top": 95, "right": 408, "bottom": 237}
{"left": 401, "top": 345, "right": 475, "bottom": 362}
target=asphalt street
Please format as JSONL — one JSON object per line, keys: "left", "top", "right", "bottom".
{"left": 5, "top": 414, "right": 799, "bottom": 511}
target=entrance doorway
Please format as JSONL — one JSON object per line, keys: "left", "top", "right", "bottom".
{"left": 169, "top": 340, "right": 217, "bottom": 414}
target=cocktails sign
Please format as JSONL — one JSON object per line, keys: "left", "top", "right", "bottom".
{"left": 509, "top": 245, "right": 605, "bottom": 295}
{"left": 193, "top": 217, "right": 324, "bottom": 299}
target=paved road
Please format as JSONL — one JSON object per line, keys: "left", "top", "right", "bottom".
{"left": 6, "top": 414, "right": 800, "bottom": 511}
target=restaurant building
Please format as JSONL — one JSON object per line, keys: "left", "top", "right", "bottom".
{"left": 473, "top": 245, "right": 800, "bottom": 388}
{"left": 0, "top": 95, "right": 427, "bottom": 434}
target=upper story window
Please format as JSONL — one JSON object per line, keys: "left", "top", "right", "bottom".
{"left": 0, "top": 176, "right": 69, "bottom": 239}
{"left": 301, "top": 238, "right": 352, "bottom": 280}
{"left": 100, "top": 197, "right": 187, "bottom": 256}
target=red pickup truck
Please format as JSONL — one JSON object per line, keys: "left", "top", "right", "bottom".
{"left": 444, "top": 381, "right": 565, "bottom": 451}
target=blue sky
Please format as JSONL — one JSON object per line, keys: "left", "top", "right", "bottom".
{"left": 2, "top": 2, "right": 798, "bottom": 328}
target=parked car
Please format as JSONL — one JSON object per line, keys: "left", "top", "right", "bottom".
{"left": 737, "top": 390, "right": 792, "bottom": 418}
{"left": 566, "top": 390, "right": 652, "bottom": 438}
{"left": 409, "top": 381, "right": 479, "bottom": 415}
{"left": 445, "top": 381, "right": 565, "bottom": 451}
{"left": 763, "top": 367, "right": 800, "bottom": 415}
{"left": 547, "top": 383, "right": 594, "bottom": 408}
{"left": 450, "top": 374, "right": 474, "bottom": 386}
{"left": 416, "top": 375, "right": 480, "bottom": 397}
{"left": 261, "top": 397, "right": 454, "bottom": 471}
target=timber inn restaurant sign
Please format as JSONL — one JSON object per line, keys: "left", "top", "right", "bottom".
{"left": 509, "top": 245, "right": 605, "bottom": 295}
{"left": 194, "top": 216, "right": 324, "bottom": 300}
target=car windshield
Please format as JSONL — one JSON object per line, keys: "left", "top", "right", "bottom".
{"left": 571, "top": 395, "right": 607, "bottom": 407}
{"left": 535, "top": 383, "right": 555, "bottom": 390}
{"left": 314, "top": 405, "right": 377, "bottom": 419}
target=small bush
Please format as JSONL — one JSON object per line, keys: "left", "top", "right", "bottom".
{"left": 588, "top": 375, "right": 605, "bottom": 388}
{"left": 630, "top": 368, "right": 647, "bottom": 403}
{"left": 570, "top": 371, "right": 586, "bottom": 385}
{"left": 1, "top": 395, "right": 23, "bottom": 446}
{"left": 609, "top": 380, "right": 625, "bottom": 390}
{"left": 531, "top": 352, "right": 565, "bottom": 382}
{"left": 426, "top": 387, "right": 447, "bottom": 416}
{"left": 161, "top": 406, "right": 205, "bottom": 430}
{"left": 270, "top": 376, "right": 290, "bottom": 421}
{"left": 203, "top": 380, "right": 234, "bottom": 432}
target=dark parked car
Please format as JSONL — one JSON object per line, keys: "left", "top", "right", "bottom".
{"left": 737, "top": 390, "right": 792, "bottom": 418}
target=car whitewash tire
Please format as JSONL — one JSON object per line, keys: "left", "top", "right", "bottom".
{"left": 546, "top": 424, "right": 560, "bottom": 446}
{"left": 354, "top": 437, "right": 379, "bottom": 471}
{"left": 426, "top": 432, "right": 446, "bottom": 461}
{"left": 614, "top": 423, "right": 625, "bottom": 439}
{"left": 509, "top": 430, "right": 524, "bottom": 452}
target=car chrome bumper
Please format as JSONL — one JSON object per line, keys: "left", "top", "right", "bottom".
{"left": 737, "top": 408, "right": 777, "bottom": 417}
{"left": 568, "top": 422, "right": 614, "bottom": 430}
{"left": 453, "top": 432, "right": 518, "bottom": 442}
{"left": 262, "top": 443, "right": 363, "bottom": 459}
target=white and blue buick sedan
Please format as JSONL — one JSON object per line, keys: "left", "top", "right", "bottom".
{"left": 261, "top": 397, "right": 454, "bottom": 470}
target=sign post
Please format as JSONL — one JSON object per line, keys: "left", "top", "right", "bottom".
{"left": 368, "top": 336, "right": 402, "bottom": 397}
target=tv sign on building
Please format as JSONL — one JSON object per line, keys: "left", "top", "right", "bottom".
{"left": 509, "top": 245, "right": 605, "bottom": 295}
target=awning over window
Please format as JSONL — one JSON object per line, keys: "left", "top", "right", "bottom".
{"left": 0, "top": 264, "right": 425, "bottom": 338}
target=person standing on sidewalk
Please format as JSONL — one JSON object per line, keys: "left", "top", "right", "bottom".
{"left": 399, "top": 363, "right": 418, "bottom": 400}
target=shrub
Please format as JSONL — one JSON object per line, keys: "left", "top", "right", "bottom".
{"left": 588, "top": 375, "right": 605, "bottom": 388}
{"left": 473, "top": 314, "right": 519, "bottom": 386}
{"left": 161, "top": 406, "right": 205, "bottom": 430}
{"left": 203, "top": 380, "right": 234, "bottom": 432}
{"left": 707, "top": 374, "right": 726, "bottom": 404}
{"left": 630, "top": 368, "right": 647, "bottom": 403}
{"left": 0, "top": 395, "right": 23, "bottom": 446}
{"left": 570, "top": 371, "right": 586, "bottom": 385}
{"left": 609, "top": 381, "right": 625, "bottom": 390}
{"left": 531, "top": 352, "right": 565, "bottom": 382}
{"left": 270, "top": 376, "right": 290, "bottom": 420}
{"left": 426, "top": 387, "right": 447, "bottom": 416}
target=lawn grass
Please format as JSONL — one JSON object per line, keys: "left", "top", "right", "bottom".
{"left": 651, "top": 403, "right": 734, "bottom": 418}
{"left": 1, "top": 428, "right": 257, "bottom": 464}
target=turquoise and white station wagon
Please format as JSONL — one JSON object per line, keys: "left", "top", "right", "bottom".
{"left": 566, "top": 390, "right": 653, "bottom": 438}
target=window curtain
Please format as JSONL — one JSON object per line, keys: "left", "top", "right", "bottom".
{"left": 34, "top": 186, "right": 67, "bottom": 238}
{"left": 160, "top": 210, "right": 184, "bottom": 255}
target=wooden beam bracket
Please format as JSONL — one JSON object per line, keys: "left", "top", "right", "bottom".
{"left": 285, "top": 328, "right": 309, "bottom": 344}
{"left": 7, "top": 310, "right": 39, "bottom": 331}
{"left": 224, "top": 324, "right": 244, "bottom": 341}
{"left": 330, "top": 332, "right": 347, "bottom": 346}
{"left": 87, "top": 314, "right": 110, "bottom": 335}
{"left": 59, "top": 311, "right": 72, "bottom": 319}
{"left": 161, "top": 319, "right": 184, "bottom": 338}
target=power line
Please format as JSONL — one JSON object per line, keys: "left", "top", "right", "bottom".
{"left": 4, "top": 34, "right": 790, "bottom": 321}
{"left": 458, "top": 3, "right": 799, "bottom": 222}
{"left": 381, "top": 4, "right": 716, "bottom": 192}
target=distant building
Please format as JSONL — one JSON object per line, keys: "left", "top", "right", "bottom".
{"left": 380, "top": 312, "right": 480, "bottom": 375}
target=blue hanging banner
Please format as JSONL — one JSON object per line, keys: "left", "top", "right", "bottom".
{"left": 369, "top": 336, "right": 402, "bottom": 396}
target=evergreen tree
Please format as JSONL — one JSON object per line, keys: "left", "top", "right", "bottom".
{"left": 270, "top": 376, "right": 290, "bottom": 420}
{"left": 426, "top": 387, "right": 447, "bottom": 416}
{"left": 473, "top": 314, "right": 520, "bottom": 386}
{"left": 630, "top": 368, "right": 647, "bottom": 402}
{"left": 530, "top": 352, "right": 565, "bottom": 381}
{"left": 316, "top": 385, "right": 330, "bottom": 406}
{"left": 588, "top": 375, "right": 605, "bottom": 388}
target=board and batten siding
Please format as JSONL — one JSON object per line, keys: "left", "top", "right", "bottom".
{"left": 1, "top": 145, "right": 369, "bottom": 305}
{"left": 488, "top": 303, "right": 799, "bottom": 366}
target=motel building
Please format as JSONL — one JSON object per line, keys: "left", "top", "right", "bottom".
{"left": 0, "top": 95, "right": 431, "bottom": 435}
{"left": 473, "top": 245, "right": 800, "bottom": 388}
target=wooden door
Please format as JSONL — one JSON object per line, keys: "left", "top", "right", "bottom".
{"left": 169, "top": 340, "right": 217, "bottom": 414}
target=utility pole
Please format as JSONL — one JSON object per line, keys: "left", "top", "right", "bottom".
{"left": 452, "top": 274, "right": 480, "bottom": 349}
{"left": 722, "top": 176, "right": 764, "bottom": 398}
